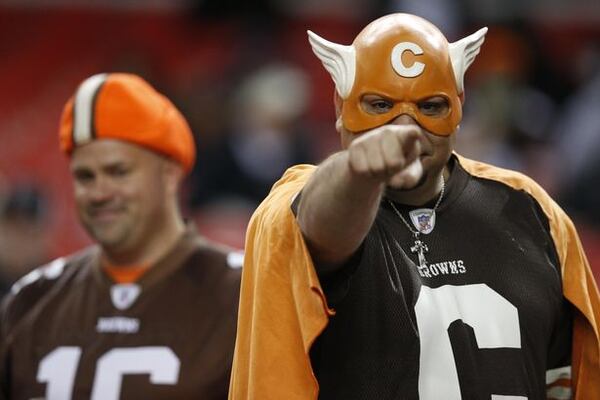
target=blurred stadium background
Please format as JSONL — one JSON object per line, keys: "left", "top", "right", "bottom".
{"left": 0, "top": 0, "right": 598, "bottom": 292}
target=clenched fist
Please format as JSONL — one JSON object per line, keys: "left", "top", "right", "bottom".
{"left": 346, "top": 124, "right": 424, "bottom": 189}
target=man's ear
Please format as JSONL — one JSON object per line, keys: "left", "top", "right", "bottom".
{"left": 336, "top": 116, "right": 344, "bottom": 135}
{"left": 333, "top": 89, "right": 345, "bottom": 135}
{"left": 162, "top": 159, "right": 184, "bottom": 195}
{"left": 333, "top": 89, "right": 343, "bottom": 118}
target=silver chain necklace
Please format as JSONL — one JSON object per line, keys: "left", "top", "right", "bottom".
{"left": 387, "top": 176, "right": 445, "bottom": 270}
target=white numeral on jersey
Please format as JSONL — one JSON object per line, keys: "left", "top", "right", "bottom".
{"left": 92, "top": 347, "right": 180, "bottom": 400}
{"left": 415, "top": 284, "right": 525, "bottom": 399}
{"left": 37, "top": 347, "right": 82, "bottom": 400}
{"left": 37, "top": 346, "right": 180, "bottom": 399}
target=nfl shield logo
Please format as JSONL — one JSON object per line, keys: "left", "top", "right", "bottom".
{"left": 409, "top": 208, "right": 436, "bottom": 234}
{"left": 110, "top": 284, "right": 141, "bottom": 310}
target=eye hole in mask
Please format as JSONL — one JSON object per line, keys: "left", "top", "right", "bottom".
{"left": 360, "top": 94, "right": 450, "bottom": 120}
{"left": 417, "top": 96, "right": 450, "bottom": 118}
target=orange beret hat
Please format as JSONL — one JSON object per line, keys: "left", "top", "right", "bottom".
{"left": 59, "top": 73, "right": 196, "bottom": 172}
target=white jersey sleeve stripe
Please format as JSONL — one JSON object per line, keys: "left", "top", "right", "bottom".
{"left": 546, "top": 365, "right": 571, "bottom": 385}
{"left": 226, "top": 252, "right": 244, "bottom": 269}
{"left": 11, "top": 257, "right": 67, "bottom": 295}
{"left": 546, "top": 386, "right": 572, "bottom": 400}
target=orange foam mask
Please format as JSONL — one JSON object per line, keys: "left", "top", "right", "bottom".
{"left": 308, "top": 14, "right": 487, "bottom": 136}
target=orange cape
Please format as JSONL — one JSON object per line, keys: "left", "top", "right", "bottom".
{"left": 230, "top": 156, "right": 600, "bottom": 399}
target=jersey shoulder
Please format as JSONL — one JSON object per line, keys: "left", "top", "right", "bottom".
{"left": 177, "top": 236, "right": 243, "bottom": 308}
{"left": 187, "top": 237, "right": 243, "bottom": 282}
{"left": 456, "top": 154, "right": 571, "bottom": 223}
{"left": 455, "top": 153, "right": 585, "bottom": 270}
{"left": 0, "top": 247, "right": 97, "bottom": 337}
{"left": 196, "top": 238, "right": 244, "bottom": 270}
{"left": 457, "top": 154, "right": 553, "bottom": 200}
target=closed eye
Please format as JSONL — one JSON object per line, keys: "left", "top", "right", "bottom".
{"left": 105, "top": 164, "right": 131, "bottom": 178}
{"left": 72, "top": 168, "right": 95, "bottom": 184}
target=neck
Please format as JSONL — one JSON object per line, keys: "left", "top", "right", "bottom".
{"left": 102, "top": 214, "right": 185, "bottom": 268}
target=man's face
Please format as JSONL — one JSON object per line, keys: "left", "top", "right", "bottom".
{"left": 341, "top": 14, "right": 462, "bottom": 136}
{"left": 70, "top": 139, "right": 173, "bottom": 254}
{"left": 339, "top": 93, "right": 454, "bottom": 191}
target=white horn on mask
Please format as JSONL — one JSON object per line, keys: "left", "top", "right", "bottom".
{"left": 307, "top": 30, "right": 356, "bottom": 99}
{"left": 449, "top": 27, "right": 488, "bottom": 94}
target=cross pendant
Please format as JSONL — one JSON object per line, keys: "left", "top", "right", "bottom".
{"left": 410, "top": 235, "right": 429, "bottom": 269}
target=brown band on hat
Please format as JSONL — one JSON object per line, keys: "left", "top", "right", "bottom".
{"left": 88, "top": 79, "right": 106, "bottom": 141}
{"left": 72, "top": 73, "right": 108, "bottom": 146}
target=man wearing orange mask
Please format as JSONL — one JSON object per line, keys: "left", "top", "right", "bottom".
{"left": 0, "top": 73, "right": 242, "bottom": 399}
{"left": 230, "top": 14, "right": 600, "bottom": 399}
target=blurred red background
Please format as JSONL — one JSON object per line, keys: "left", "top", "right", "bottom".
{"left": 0, "top": 1, "right": 598, "bottom": 285}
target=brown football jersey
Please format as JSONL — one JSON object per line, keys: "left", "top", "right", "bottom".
{"left": 0, "top": 227, "right": 242, "bottom": 399}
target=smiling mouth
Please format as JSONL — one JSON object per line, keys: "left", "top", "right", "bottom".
{"left": 88, "top": 209, "right": 123, "bottom": 220}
